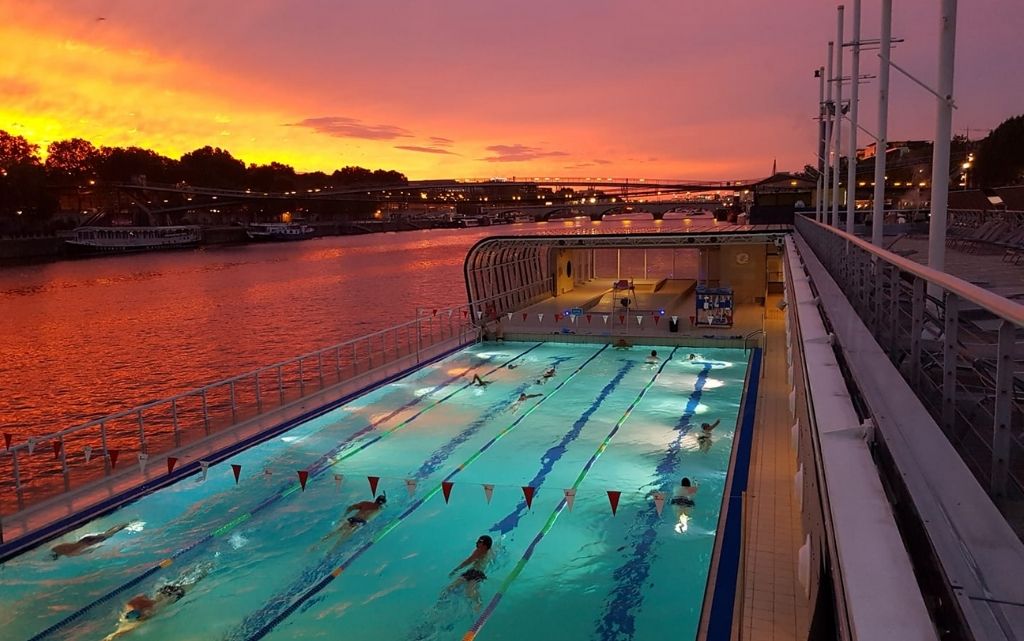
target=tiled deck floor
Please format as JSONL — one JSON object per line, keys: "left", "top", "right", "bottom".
{"left": 738, "top": 295, "right": 810, "bottom": 641}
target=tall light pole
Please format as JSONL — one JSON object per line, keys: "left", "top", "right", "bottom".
{"left": 846, "top": 0, "right": 861, "bottom": 235}
{"left": 817, "top": 66, "right": 826, "bottom": 222}
{"left": 823, "top": 42, "right": 834, "bottom": 226}
{"left": 928, "top": 0, "right": 957, "bottom": 277}
{"left": 831, "top": 6, "right": 845, "bottom": 228}
{"left": 872, "top": 0, "right": 892, "bottom": 246}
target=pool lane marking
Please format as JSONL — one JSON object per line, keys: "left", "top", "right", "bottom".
{"left": 462, "top": 347, "right": 680, "bottom": 641}
{"left": 24, "top": 344, "right": 542, "bottom": 641}
{"left": 231, "top": 344, "right": 611, "bottom": 641}
{"left": 593, "top": 362, "right": 714, "bottom": 641}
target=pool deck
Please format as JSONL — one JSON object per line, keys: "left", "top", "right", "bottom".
{"left": 736, "top": 294, "right": 809, "bottom": 641}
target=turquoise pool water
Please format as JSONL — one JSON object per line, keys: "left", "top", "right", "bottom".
{"left": 1, "top": 342, "right": 748, "bottom": 641}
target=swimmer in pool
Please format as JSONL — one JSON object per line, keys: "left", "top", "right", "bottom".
{"left": 507, "top": 392, "right": 542, "bottom": 413}
{"left": 446, "top": 535, "right": 494, "bottom": 611}
{"left": 697, "top": 419, "right": 721, "bottom": 453}
{"left": 613, "top": 338, "right": 632, "bottom": 350}
{"left": 536, "top": 367, "right": 556, "bottom": 384}
{"left": 51, "top": 522, "right": 131, "bottom": 559}
{"left": 645, "top": 350, "right": 659, "bottom": 364}
{"left": 104, "top": 562, "right": 211, "bottom": 640}
{"left": 671, "top": 478, "right": 698, "bottom": 533}
{"left": 472, "top": 374, "right": 491, "bottom": 387}
{"left": 324, "top": 494, "right": 387, "bottom": 542}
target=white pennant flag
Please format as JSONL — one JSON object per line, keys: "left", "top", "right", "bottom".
{"left": 475, "top": 310, "right": 483, "bottom": 320}
{"left": 199, "top": 460, "right": 211, "bottom": 481}
{"left": 83, "top": 445, "right": 93, "bottom": 463}
{"left": 405, "top": 479, "right": 417, "bottom": 496}
{"left": 671, "top": 315, "right": 679, "bottom": 324}
{"left": 636, "top": 315, "right": 643, "bottom": 326}
{"left": 27, "top": 438, "right": 37, "bottom": 455}
{"left": 138, "top": 452, "right": 149, "bottom": 473}
{"left": 448, "top": 309, "right": 454, "bottom": 319}
{"left": 483, "top": 483, "right": 494, "bottom": 504}
{"left": 538, "top": 313, "right": 545, "bottom": 322}
{"left": 506, "top": 312, "right": 513, "bottom": 321}
{"left": 334, "top": 473, "right": 345, "bottom": 490}
{"left": 564, "top": 488, "right": 576, "bottom": 511}
{"left": 653, "top": 492, "right": 665, "bottom": 516}
{"left": 602, "top": 315, "right": 609, "bottom": 324}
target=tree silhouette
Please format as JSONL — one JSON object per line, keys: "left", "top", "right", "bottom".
{"left": 179, "top": 146, "right": 247, "bottom": 187}
{"left": 45, "top": 138, "right": 103, "bottom": 181}
{"left": 974, "top": 114, "right": 1024, "bottom": 187}
{"left": 1, "top": 130, "right": 40, "bottom": 171}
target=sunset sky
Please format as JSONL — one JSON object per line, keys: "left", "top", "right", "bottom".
{"left": 2, "top": 0, "right": 1021, "bottom": 179}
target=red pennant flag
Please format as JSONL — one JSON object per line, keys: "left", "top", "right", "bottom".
{"left": 462, "top": 309, "right": 468, "bottom": 318}
{"left": 586, "top": 314, "right": 592, "bottom": 324}
{"left": 432, "top": 309, "right": 438, "bottom": 316}
{"left": 231, "top": 463, "right": 241, "bottom": 483}
{"left": 3, "top": 433, "right": 11, "bottom": 450}
{"left": 109, "top": 449, "right": 120, "bottom": 469}
{"left": 442, "top": 480, "right": 454, "bottom": 503}
{"left": 522, "top": 312, "right": 528, "bottom": 321}
{"left": 368, "top": 475, "right": 380, "bottom": 496}
{"left": 522, "top": 486, "right": 535, "bottom": 509}
{"left": 607, "top": 490, "right": 621, "bottom": 516}
{"left": 167, "top": 457, "right": 178, "bottom": 474}
{"left": 619, "top": 314, "right": 625, "bottom": 324}
{"left": 53, "top": 441, "right": 63, "bottom": 459}
{"left": 555, "top": 313, "right": 562, "bottom": 322}
{"left": 654, "top": 316, "right": 660, "bottom": 325}
{"left": 297, "top": 470, "right": 309, "bottom": 491}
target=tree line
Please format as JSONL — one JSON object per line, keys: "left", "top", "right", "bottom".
{"left": 0, "top": 132, "right": 407, "bottom": 227}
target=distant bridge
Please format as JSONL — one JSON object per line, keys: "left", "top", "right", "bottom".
{"left": 481, "top": 201, "right": 711, "bottom": 222}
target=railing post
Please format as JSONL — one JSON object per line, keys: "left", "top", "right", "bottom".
{"left": 137, "top": 409, "right": 147, "bottom": 453}
{"left": 416, "top": 318, "right": 423, "bottom": 362}
{"left": 992, "top": 320, "right": 1014, "bottom": 496}
{"left": 317, "top": 352, "right": 325, "bottom": 389}
{"left": 255, "top": 372, "right": 263, "bottom": 414}
{"left": 277, "top": 365, "right": 285, "bottom": 405}
{"left": 171, "top": 398, "right": 181, "bottom": 447}
{"left": 941, "top": 293, "right": 959, "bottom": 435}
{"left": 335, "top": 346, "right": 342, "bottom": 381}
{"left": 59, "top": 433, "right": 70, "bottom": 491}
{"left": 910, "top": 277, "right": 925, "bottom": 388}
{"left": 299, "top": 359, "right": 305, "bottom": 396}
{"left": 100, "top": 420, "right": 111, "bottom": 475}
{"left": 201, "top": 388, "right": 211, "bottom": 435}
{"left": 872, "top": 261, "right": 885, "bottom": 336}
{"left": 888, "top": 266, "right": 901, "bottom": 353}
{"left": 11, "top": 449, "right": 24, "bottom": 509}
{"left": 229, "top": 380, "right": 238, "bottom": 423}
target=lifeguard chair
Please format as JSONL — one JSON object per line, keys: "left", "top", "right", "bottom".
{"left": 611, "top": 279, "right": 637, "bottom": 314}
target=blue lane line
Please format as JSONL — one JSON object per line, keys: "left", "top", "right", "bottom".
{"left": 24, "top": 344, "right": 542, "bottom": 641}
{"left": 594, "top": 361, "right": 715, "bottom": 641}
{"left": 705, "top": 348, "right": 761, "bottom": 641}
{"left": 229, "top": 345, "right": 610, "bottom": 641}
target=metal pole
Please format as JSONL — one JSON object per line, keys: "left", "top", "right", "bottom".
{"left": 928, "top": 0, "right": 958, "bottom": 280}
{"left": 616, "top": 249, "right": 621, "bottom": 279}
{"left": 831, "top": 6, "right": 845, "bottom": 228}
{"left": 817, "top": 66, "right": 826, "bottom": 222}
{"left": 823, "top": 42, "right": 834, "bottom": 225}
{"left": 846, "top": 0, "right": 860, "bottom": 235}
{"left": 872, "top": 0, "right": 892, "bottom": 246}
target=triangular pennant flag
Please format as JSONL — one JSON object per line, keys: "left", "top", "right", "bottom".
{"left": 297, "top": 470, "right": 309, "bottom": 491}
{"left": 83, "top": 445, "right": 93, "bottom": 463}
{"left": 167, "top": 457, "right": 178, "bottom": 474}
{"left": 432, "top": 309, "right": 438, "bottom": 316}
{"left": 537, "top": 313, "right": 544, "bottom": 322}
{"left": 199, "top": 460, "right": 210, "bottom": 481}
{"left": 368, "top": 475, "right": 380, "bottom": 496}
{"left": 448, "top": 309, "right": 454, "bottom": 319}
{"left": 555, "top": 313, "right": 562, "bottom": 322}
{"left": 405, "top": 478, "right": 417, "bottom": 496}
{"left": 654, "top": 316, "right": 660, "bottom": 325}
{"left": 483, "top": 483, "right": 494, "bottom": 504}
{"left": 607, "top": 490, "right": 621, "bottom": 515}
{"left": 3, "top": 433, "right": 11, "bottom": 450}
{"left": 462, "top": 309, "right": 468, "bottom": 318}
{"left": 619, "top": 314, "right": 625, "bottom": 325}
{"left": 671, "top": 315, "right": 679, "bottom": 324}
{"left": 53, "top": 441, "right": 63, "bottom": 460}
{"left": 570, "top": 315, "right": 577, "bottom": 324}
{"left": 586, "top": 314, "right": 592, "bottom": 324}
{"left": 522, "top": 312, "right": 528, "bottom": 321}
{"left": 636, "top": 315, "right": 643, "bottom": 326}
{"left": 522, "top": 486, "right": 535, "bottom": 509}
{"left": 602, "top": 314, "right": 609, "bottom": 324}
{"left": 231, "top": 463, "right": 241, "bottom": 483}
{"left": 442, "top": 480, "right": 454, "bottom": 503}
{"left": 27, "top": 438, "right": 36, "bottom": 455}
{"left": 109, "top": 449, "right": 120, "bottom": 469}
{"left": 564, "top": 488, "right": 576, "bottom": 511}
{"left": 476, "top": 310, "right": 483, "bottom": 320}
{"left": 334, "top": 473, "right": 344, "bottom": 490}
{"left": 138, "top": 452, "right": 149, "bottom": 472}
{"left": 653, "top": 491, "right": 665, "bottom": 516}
{"left": 506, "top": 312, "right": 513, "bottom": 321}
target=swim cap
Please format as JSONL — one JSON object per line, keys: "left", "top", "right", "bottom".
{"left": 375, "top": 494, "right": 387, "bottom": 505}
{"left": 477, "top": 535, "right": 493, "bottom": 549}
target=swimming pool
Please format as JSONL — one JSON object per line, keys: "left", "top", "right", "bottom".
{"left": 1, "top": 342, "right": 749, "bottom": 641}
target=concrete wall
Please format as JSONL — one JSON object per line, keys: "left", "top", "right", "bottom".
{"left": 553, "top": 248, "right": 575, "bottom": 296}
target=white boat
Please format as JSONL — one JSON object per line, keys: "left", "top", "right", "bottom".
{"left": 65, "top": 225, "right": 201, "bottom": 254}
{"left": 246, "top": 222, "right": 316, "bottom": 241}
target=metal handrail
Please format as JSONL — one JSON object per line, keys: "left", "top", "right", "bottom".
{"left": 800, "top": 217, "right": 1024, "bottom": 327}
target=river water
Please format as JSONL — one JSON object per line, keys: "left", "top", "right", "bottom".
{"left": 0, "top": 218, "right": 698, "bottom": 441}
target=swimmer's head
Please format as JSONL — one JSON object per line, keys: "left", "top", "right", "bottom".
{"left": 650, "top": 350, "right": 657, "bottom": 357}
{"left": 681, "top": 477, "right": 692, "bottom": 487}
{"left": 702, "top": 423, "right": 713, "bottom": 431}
{"left": 124, "top": 609, "right": 142, "bottom": 621}
{"left": 375, "top": 494, "right": 387, "bottom": 506}
{"left": 476, "top": 535, "right": 493, "bottom": 549}
{"left": 688, "top": 353, "right": 696, "bottom": 360}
